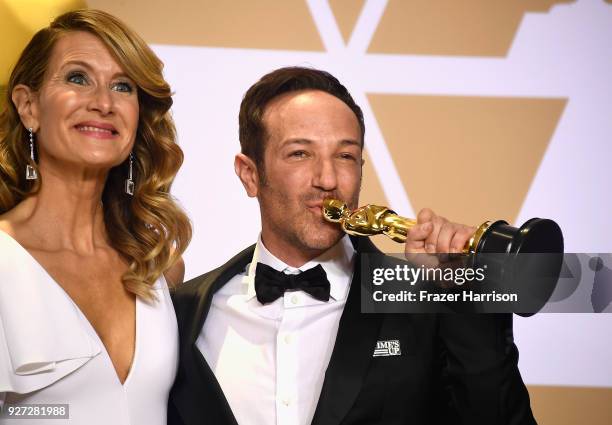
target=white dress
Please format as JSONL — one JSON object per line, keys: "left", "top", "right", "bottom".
{"left": 0, "top": 231, "right": 179, "bottom": 424}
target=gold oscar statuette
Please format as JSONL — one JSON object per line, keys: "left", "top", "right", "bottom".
{"left": 323, "top": 199, "right": 565, "bottom": 316}
{"left": 322, "top": 198, "right": 563, "bottom": 256}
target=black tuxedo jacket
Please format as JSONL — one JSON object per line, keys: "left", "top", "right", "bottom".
{"left": 168, "top": 237, "right": 536, "bottom": 425}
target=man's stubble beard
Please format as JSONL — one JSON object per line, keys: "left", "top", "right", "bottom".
{"left": 259, "top": 191, "right": 359, "bottom": 257}
{"left": 257, "top": 166, "right": 361, "bottom": 255}
{"left": 289, "top": 211, "right": 344, "bottom": 252}
{"left": 260, "top": 189, "right": 343, "bottom": 254}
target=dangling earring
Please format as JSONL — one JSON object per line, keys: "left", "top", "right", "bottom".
{"left": 26, "top": 127, "right": 37, "bottom": 180}
{"left": 125, "top": 152, "right": 135, "bottom": 195}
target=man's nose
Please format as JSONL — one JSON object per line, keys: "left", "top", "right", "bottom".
{"left": 312, "top": 157, "right": 338, "bottom": 191}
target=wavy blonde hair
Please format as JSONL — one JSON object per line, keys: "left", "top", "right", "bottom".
{"left": 0, "top": 9, "right": 191, "bottom": 299}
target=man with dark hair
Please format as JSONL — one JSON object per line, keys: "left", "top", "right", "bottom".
{"left": 169, "top": 67, "right": 535, "bottom": 425}
{"left": 238, "top": 67, "right": 366, "bottom": 175}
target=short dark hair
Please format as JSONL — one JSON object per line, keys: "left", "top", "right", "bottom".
{"left": 238, "top": 66, "right": 365, "bottom": 171}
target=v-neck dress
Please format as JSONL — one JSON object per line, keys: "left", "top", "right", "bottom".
{"left": 0, "top": 231, "right": 179, "bottom": 424}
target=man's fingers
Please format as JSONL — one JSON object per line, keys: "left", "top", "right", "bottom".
{"left": 435, "top": 222, "right": 457, "bottom": 262}
{"left": 436, "top": 221, "right": 456, "bottom": 254}
{"left": 405, "top": 208, "right": 475, "bottom": 263}
{"left": 407, "top": 221, "right": 433, "bottom": 243}
{"left": 404, "top": 222, "right": 432, "bottom": 254}
{"left": 424, "top": 216, "right": 446, "bottom": 253}
{"left": 416, "top": 208, "right": 434, "bottom": 224}
{"left": 450, "top": 226, "right": 477, "bottom": 253}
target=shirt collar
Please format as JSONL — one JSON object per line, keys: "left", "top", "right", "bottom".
{"left": 244, "top": 234, "right": 355, "bottom": 302}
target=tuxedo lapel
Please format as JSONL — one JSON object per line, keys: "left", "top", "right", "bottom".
{"left": 311, "top": 237, "right": 384, "bottom": 425}
{"left": 189, "top": 245, "right": 255, "bottom": 345}
{"left": 170, "top": 245, "right": 255, "bottom": 425}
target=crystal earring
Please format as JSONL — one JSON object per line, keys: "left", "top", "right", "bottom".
{"left": 26, "top": 127, "right": 37, "bottom": 180}
{"left": 125, "top": 152, "right": 135, "bottom": 195}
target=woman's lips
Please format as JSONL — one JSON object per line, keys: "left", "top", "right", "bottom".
{"left": 74, "top": 122, "right": 118, "bottom": 139}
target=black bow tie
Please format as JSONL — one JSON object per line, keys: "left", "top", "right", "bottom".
{"left": 254, "top": 263, "right": 331, "bottom": 304}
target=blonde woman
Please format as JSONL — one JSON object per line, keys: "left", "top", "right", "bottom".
{"left": 0, "top": 10, "right": 191, "bottom": 424}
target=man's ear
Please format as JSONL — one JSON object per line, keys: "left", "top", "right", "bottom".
{"left": 11, "top": 84, "right": 39, "bottom": 131}
{"left": 234, "top": 153, "right": 261, "bottom": 197}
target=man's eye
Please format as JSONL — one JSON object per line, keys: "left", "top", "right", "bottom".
{"left": 290, "top": 150, "right": 308, "bottom": 158}
{"left": 339, "top": 153, "right": 357, "bottom": 161}
{"left": 66, "top": 71, "right": 88, "bottom": 85}
{"left": 112, "top": 81, "right": 134, "bottom": 93}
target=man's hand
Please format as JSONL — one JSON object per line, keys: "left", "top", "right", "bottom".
{"left": 404, "top": 208, "right": 476, "bottom": 264}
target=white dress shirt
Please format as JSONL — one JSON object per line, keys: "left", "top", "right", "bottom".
{"left": 197, "top": 235, "right": 355, "bottom": 425}
{"left": 0, "top": 231, "right": 178, "bottom": 424}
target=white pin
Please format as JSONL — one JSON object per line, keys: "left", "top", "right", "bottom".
{"left": 373, "top": 339, "right": 402, "bottom": 357}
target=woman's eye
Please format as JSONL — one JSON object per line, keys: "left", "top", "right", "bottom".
{"left": 112, "top": 81, "right": 134, "bottom": 93}
{"left": 66, "top": 72, "right": 88, "bottom": 85}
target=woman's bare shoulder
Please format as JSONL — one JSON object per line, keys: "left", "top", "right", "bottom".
{"left": 0, "top": 215, "right": 16, "bottom": 236}
{"left": 0, "top": 200, "right": 32, "bottom": 236}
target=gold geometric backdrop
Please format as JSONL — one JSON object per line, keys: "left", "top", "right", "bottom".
{"left": 1, "top": 2, "right": 610, "bottom": 425}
